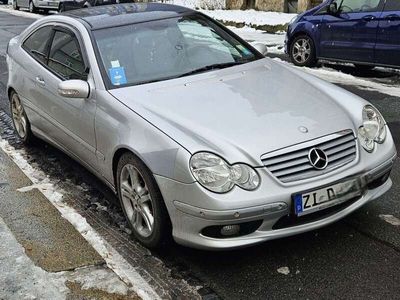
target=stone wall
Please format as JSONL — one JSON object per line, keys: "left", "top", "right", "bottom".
{"left": 255, "top": 0, "right": 286, "bottom": 12}
{"left": 225, "top": 0, "right": 323, "bottom": 12}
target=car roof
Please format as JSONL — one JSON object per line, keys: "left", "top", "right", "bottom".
{"left": 63, "top": 3, "right": 196, "bottom": 30}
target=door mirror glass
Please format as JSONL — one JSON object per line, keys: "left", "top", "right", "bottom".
{"left": 252, "top": 43, "right": 268, "bottom": 56}
{"left": 328, "top": 2, "right": 338, "bottom": 15}
{"left": 58, "top": 80, "right": 89, "bottom": 98}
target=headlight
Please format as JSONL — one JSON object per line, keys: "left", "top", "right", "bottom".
{"left": 190, "top": 152, "right": 260, "bottom": 193}
{"left": 358, "top": 105, "right": 386, "bottom": 152}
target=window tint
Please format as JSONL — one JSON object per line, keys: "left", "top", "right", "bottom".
{"left": 384, "top": 0, "right": 400, "bottom": 11}
{"left": 338, "top": 0, "right": 381, "bottom": 12}
{"left": 22, "top": 26, "right": 52, "bottom": 64}
{"left": 48, "top": 30, "right": 86, "bottom": 80}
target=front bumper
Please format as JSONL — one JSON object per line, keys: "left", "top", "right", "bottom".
{"left": 156, "top": 152, "right": 396, "bottom": 250}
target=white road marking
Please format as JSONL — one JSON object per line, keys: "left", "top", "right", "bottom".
{"left": 379, "top": 214, "right": 400, "bottom": 226}
{"left": 0, "top": 138, "right": 160, "bottom": 300}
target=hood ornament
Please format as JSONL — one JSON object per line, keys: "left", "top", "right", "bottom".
{"left": 298, "top": 126, "right": 308, "bottom": 133}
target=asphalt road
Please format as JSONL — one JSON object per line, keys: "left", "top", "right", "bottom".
{"left": 0, "top": 8, "right": 399, "bottom": 299}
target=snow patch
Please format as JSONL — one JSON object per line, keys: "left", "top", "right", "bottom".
{"left": 277, "top": 266, "right": 290, "bottom": 275}
{"left": 201, "top": 9, "right": 296, "bottom": 27}
{"left": 0, "top": 6, "right": 42, "bottom": 19}
{"left": 273, "top": 58, "right": 400, "bottom": 98}
{"left": 0, "top": 138, "right": 160, "bottom": 300}
{"left": 17, "top": 182, "right": 53, "bottom": 193}
{"left": 379, "top": 214, "right": 400, "bottom": 226}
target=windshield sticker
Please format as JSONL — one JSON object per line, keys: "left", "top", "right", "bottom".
{"left": 109, "top": 67, "right": 127, "bottom": 86}
{"left": 238, "top": 45, "right": 252, "bottom": 56}
{"left": 111, "top": 60, "right": 120, "bottom": 68}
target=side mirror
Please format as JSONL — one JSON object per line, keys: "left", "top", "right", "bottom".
{"left": 252, "top": 43, "right": 268, "bottom": 56}
{"left": 328, "top": 2, "right": 338, "bottom": 15}
{"left": 58, "top": 80, "right": 90, "bottom": 99}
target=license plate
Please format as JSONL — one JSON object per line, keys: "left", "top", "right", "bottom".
{"left": 48, "top": 2, "right": 58, "bottom": 6}
{"left": 293, "top": 179, "right": 362, "bottom": 216}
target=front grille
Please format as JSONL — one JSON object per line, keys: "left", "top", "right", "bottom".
{"left": 261, "top": 130, "right": 357, "bottom": 183}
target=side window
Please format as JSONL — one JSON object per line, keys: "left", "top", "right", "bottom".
{"left": 22, "top": 26, "right": 53, "bottom": 64}
{"left": 47, "top": 30, "right": 87, "bottom": 80}
{"left": 384, "top": 0, "right": 400, "bottom": 11}
{"left": 339, "top": 0, "right": 381, "bottom": 13}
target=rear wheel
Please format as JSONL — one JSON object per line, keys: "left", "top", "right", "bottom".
{"left": 116, "top": 153, "right": 171, "bottom": 249}
{"left": 10, "top": 91, "right": 34, "bottom": 144}
{"left": 29, "top": 0, "right": 37, "bottom": 13}
{"left": 290, "top": 35, "right": 317, "bottom": 67}
{"left": 13, "top": 0, "right": 19, "bottom": 10}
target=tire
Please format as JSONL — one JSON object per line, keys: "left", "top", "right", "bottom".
{"left": 289, "top": 35, "right": 317, "bottom": 67}
{"left": 58, "top": 2, "right": 65, "bottom": 12}
{"left": 29, "top": 0, "right": 37, "bottom": 13}
{"left": 13, "top": 0, "right": 19, "bottom": 10}
{"left": 116, "top": 152, "right": 171, "bottom": 249}
{"left": 354, "top": 64, "right": 375, "bottom": 71}
{"left": 10, "top": 91, "right": 34, "bottom": 144}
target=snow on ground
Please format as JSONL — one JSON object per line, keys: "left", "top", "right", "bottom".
{"left": 0, "top": 5, "right": 42, "bottom": 19}
{"left": 379, "top": 214, "right": 400, "bottom": 226}
{"left": 0, "top": 138, "right": 160, "bottom": 300}
{"left": 200, "top": 9, "right": 296, "bottom": 26}
{"left": 0, "top": 216, "right": 67, "bottom": 300}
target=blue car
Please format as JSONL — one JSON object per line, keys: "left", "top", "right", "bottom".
{"left": 285, "top": 0, "right": 400, "bottom": 69}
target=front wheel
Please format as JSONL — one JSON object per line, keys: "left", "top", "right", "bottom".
{"left": 289, "top": 35, "right": 317, "bottom": 67}
{"left": 10, "top": 91, "right": 34, "bottom": 144}
{"left": 58, "top": 2, "right": 65, "bottom": 12}
{"left": 116, "top": 153, "right": 171, "bottom": 249}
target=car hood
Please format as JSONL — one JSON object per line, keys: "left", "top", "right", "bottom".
{"left": 109, "top": 59, "right": 362, "bottom": 166}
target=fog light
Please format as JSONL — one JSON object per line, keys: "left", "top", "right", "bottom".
{"left": 220, "top": 225, "right": 240, "bottom": 236}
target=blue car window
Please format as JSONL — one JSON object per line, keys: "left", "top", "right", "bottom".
{"left": 384, "top": 0, "right": 400, "bottom": 11}
{"left": 338, "top": 0, "right": 381, "bottom": 13}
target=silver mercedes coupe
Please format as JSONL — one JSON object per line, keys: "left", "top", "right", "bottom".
{"left": 6, "top": 3, "right": 397, "bottom": 250}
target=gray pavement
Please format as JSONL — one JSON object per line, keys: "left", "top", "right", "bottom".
{"left": 0, "top": 7, "right": 399, "bottom": 300}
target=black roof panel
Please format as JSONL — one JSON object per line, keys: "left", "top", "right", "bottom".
{"left": 64, "top": 3, "right": 195, "bottom": 29}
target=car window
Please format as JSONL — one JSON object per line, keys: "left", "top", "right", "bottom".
{"left": 22, "top": 26, "right": 53, "bottom": 64}
{"left": 384, "top": 0, "right": 400, "bottom": 11}
{"left": 93, "top": 14, "right": 260, "bottom": 88}
{"left": 48, "top": 30, "right": 87, "bottom": 80}
{"left": 339, "top": 0, "right": 381, "bottom": 13}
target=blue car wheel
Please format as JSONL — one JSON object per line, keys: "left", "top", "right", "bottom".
{"left": 290, "top": 35, "right": 317, "bottom": 67}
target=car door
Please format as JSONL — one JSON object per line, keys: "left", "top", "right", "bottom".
{"left": 33, "top": 26, "right": 98, "bottom": 168}
{"left": 375, "top": 0, "right": 400, "bottom": 66}
{"left": 319, "top": 0, "right": 384, "bottom": 62}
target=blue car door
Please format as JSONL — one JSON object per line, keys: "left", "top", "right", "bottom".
{"left": 319, "top": 0, "right": 384, "bottom": 62}
{"left": 375, "top": 0, "right": 400, "bottom": 66}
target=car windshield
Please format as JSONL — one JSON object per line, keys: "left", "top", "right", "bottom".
{"left": 93, "top": 14, "right": 261, "bottom": 88}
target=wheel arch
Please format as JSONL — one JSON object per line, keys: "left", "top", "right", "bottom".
{"left": 7, "top": 87, "right": 16, "bottom": 102}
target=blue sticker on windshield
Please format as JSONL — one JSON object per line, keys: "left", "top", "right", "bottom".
{"left": 109, "top": 67, "right": 127, "bottom": 86}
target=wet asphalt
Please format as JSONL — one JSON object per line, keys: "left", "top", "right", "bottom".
{"left": 0, "top": 8, "right": 399, "bottom": 300}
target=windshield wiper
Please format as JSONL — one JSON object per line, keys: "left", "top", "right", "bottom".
{"left": 178, "top": 61, "right": 245, "bottom": 78}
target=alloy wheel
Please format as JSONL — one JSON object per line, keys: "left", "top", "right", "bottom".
{"left": 292, "top": 38, "right": 312, "bottom": 64}
{"left": 120, "top": 164, "right": 155, "bottom": 238}
{"left": 11, "top": 93, "right": 27, "bottom": 139}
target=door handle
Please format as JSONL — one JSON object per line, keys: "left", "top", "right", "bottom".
{"left": 35, "top": 76, "right": 45, "bottom": 86}
{"left": 386, "top": 14, "right": 400, "bottom": 21}
{"left": 362, "top": 15, "right": 375, "bottom": 22}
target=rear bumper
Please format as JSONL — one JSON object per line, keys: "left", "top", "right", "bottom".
{"left": 156, "top": 154, "right": 396, "bottom": 250}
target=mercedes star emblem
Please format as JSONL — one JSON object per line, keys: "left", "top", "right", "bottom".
{"left": 308, "top": 148, "right": 329, "bottom": 170}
